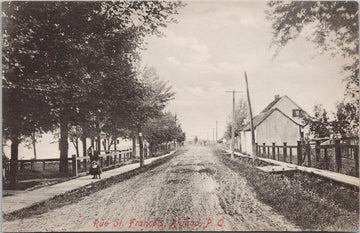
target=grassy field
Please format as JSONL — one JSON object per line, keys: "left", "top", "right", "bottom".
{"left": 215, "top": 148, "right": 359, "bottom": 231}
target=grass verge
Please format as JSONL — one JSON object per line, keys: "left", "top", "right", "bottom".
{"left": 215, "top": 148, "right": 359, "bottom": 231}
{"left": 3, "top": 148, "right": 187, "bottom": 222}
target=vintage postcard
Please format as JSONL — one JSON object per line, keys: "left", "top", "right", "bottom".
{"left": 2, "top": 1, "right": 359, "bottom": 232}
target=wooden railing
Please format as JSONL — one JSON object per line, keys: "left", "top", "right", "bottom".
{"left": 71, "top": 148, "right": 133, "bottom": 176}
{"left": 5, "top": 147, "right": 134, "bottom": 179}
{"left": 256, "top": 142, "right": 298, "bottom": 164}
{"left": 255, "top": 139, "right": 359, "bottom": 177}
{"left": 5, "top": 143, "right": 176, "bottom": 180}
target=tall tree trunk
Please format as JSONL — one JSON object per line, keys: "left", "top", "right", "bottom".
{"left": 95, "top": 120, "right": 101, "bottom": 154}
{"left": 82, "top": 136, "right": 87, "bottom": 157}
{"left": 138, "top": 128, "right": 144, "bottom": 167}
{"left": 10, "top": 135, "right": 19, "bottom": 186}
{"left": 97, "top": 134, "right": 101, "bottom": 154}
{"left": 75, "top": 138, "right": 79, "bottom": 157}
{"left": 32, "top": 135, "right": 37, "bottom": 160}
{"left": 102, "top": 139, "right": 106, "bottom": 151}
{"left": 132, "top": 134, "right": 136, "bottom": 158}
{"left": 149, "top": 143, "right": 154, "bottom": 157}
{"left": 108, "top": 138, "right": 115, "bottom": 151}
{"left": 59, "top": 114, "right": 69, "bottom": 174}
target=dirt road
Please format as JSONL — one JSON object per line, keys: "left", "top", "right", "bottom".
{"left": 3, "top": 145, "right": 299, "bottom": 232}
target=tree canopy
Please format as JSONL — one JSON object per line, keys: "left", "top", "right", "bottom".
{"left": 143, "top": 111, "right": 185, "bottom": 155}
{"left": 2, "top": 1, "right": 184, "bottom": 182}
{"left": 224, "top": 99, "right": 249, "bottom": 139}
{"left": 302, "top": 104, "right": 330, "bottom": 138}
{"left": 267, "top": 1, "right": 359, "bottom": 136}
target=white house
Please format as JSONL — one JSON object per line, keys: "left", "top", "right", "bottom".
{"left": 238, "top": 95, "right": 308, "bottom": 155}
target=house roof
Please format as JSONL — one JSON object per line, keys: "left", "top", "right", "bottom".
{"left": 241, "top": 108, "right": 302, "bottom": 131}
{"left": 260, "top": 96, "right": 281, "bottom": 113}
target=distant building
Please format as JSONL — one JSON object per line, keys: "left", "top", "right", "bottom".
{"left": 238, "top": 95, "right": 308, "bottom": 155}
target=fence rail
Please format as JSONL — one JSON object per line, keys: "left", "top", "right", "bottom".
{"left": 5, "top": 141, "right": 178, "bottom": 181}
{"left": 5, "top": 147, "right": 136, "bottom": 179}
{"left": 71, "top": 148, "right": 134, "bottom": 176}
{"left": 255, "top": 139, "right": 359, "bottom": 177}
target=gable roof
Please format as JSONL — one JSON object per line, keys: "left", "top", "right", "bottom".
{"left": 260, "top": 95, "right": 308, "bottom": 114}
{"left": 241, "top": 108, "right": 302, "bottom": 131}
{"left": 260, "top": 97, "right": 281, "bottom": 114}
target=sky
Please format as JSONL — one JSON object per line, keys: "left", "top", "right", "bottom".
{"left": 140, "top": 1, "right": 348, "bottom": 141}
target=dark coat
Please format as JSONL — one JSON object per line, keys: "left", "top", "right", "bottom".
{"left": 89, "top": 160, "right": 101, "bottom": 175}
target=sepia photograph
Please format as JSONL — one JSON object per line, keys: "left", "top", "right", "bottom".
{"left": 1, "top": 0, "right": 359, "bottom": 232}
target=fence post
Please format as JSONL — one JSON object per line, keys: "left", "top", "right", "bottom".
{"left": 42, "top": 161, "right": 46, "bottom": 171}
{"left": 315, "top": 141, "right": 320, "bottom": 165}
{"left": 354, "top": 146, "right": 359, "bottom": 177}
{"left": 72, "top": 155, "right": 78, "bottom": 176}
{"left": 262, "top": 143, "right": 266, "bottom": 157}
{"left": 324, "top": 148, "right": 329, "bottom": 170}
{"left": 31, "top": 160, "right": 34, "bottom": 170}
{"left": 297, "top": 141, "right": 302, "bottom": 165}
{"left": 114, "top": 154, "right": 117, "bottom": 166}
{"left": 335, "top": 139, "right": 341, "bottom": 173}
{"left": 306, "top": 141, "right": 311, "bottom": 167}
{"left": 255, "top": 143, "right": 258, "bottom": 156}
{"left": 283, "top": 142, "right": 287, "bottom": 162}
{"left": 272, "top": 143, "right": 276, "bottom": 160}
{"left": 20, "top": 161, "right": 24, "bottom": 170}
{"left": 84, "top": 158, "right": 87, "bottom": 173}
{"left": 289, "top": 147, "right": 293, "bottom": 164}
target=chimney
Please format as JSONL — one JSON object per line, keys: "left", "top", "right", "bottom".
{"left": 274, "top": 95, "right": 280, "bottom": 100}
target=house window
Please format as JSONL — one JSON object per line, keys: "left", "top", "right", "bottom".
{"left": 292, "top": 109, "right": 303, "bottom": 117}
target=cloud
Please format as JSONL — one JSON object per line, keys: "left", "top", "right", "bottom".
{"left": 185, "top": 86, "right": 205, "bottom": 97}
{"left": 280, "top": 62, "right": 302, "bottom": 69}
{"left": 140, "top": 1, "right": 349, "bottom": 140}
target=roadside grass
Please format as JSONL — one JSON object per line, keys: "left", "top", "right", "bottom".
{"left": 215, "top": 149, "right": 359, "bottom": 231}
{"left": 3, "top": 148, "right": 187, "bottom": 222}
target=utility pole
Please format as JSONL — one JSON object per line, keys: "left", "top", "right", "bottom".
{"left": 226, "top": 90, "right": 242, "bottom": 158}
{"left": 244, "top": 71, "right": 257, "bottom": 160}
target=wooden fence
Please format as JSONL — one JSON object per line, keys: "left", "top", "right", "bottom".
{"left": 255, "top": 139, "right": 359, "bottom": 177}
{"left": 5, "top": 147, "right": 134, "bottom": 179}
{"left": 5, "top": 142, "right": 177, "bottom": 181}
{"left": 72, "top": 148, "right": 134, "bottom": 176}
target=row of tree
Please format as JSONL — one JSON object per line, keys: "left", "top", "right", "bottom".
{"left": 2, "top": 2, "right": 185, "bottom": 185}
{"left": 303, "top": 103, "right": 358, "bottom": 138}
